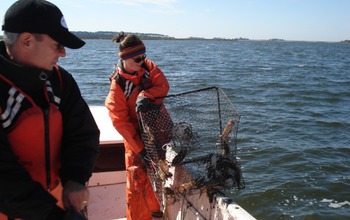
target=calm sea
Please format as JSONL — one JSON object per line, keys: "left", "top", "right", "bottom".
{"left": 59, "top": 39, "right": 350, "bottom": 220}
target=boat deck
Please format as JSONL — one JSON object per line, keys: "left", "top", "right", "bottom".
{"left": 87, "top": 106, "right": 256, "bottom": 220}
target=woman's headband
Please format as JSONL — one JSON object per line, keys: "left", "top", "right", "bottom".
{"left": 118, "top": 43, "right": 146, "bottom": 60}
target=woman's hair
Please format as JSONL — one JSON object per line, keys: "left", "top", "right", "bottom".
{"left": 112, "top": 32, "right": 143, "bottom": 52}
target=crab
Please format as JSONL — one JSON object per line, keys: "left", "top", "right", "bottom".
{"left": 157, "top": 159, "right": 172, "bottom": 181}
{"left": 176, "top": 176, "right": 205, "bottom": 195}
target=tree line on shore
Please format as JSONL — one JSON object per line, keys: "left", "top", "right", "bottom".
{"left": 71, "top": 31, "right": 247, "bottom": 41}
{"left": 0, "top": 31, "right": 348, "bottom": 42}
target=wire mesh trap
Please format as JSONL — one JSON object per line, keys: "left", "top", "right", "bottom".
{"left": 137, "top": 86, "right": 245, "bottom": 210}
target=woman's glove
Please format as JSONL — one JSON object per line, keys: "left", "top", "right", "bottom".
{"left": 139, "top": 148, "right": 151, "bottom": 168}
{"left": 136, "top": 96, "right": 150, "bottom": 112}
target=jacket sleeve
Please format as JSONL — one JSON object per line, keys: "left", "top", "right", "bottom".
{"left": 0, "top": 126, "right": 63, "bottom": 219}
{"left": 140, "top": 59, "right": 170, "bottom": 104}
{"left": 105, "top": 80, "right": 145, "bottom": 154}
{"left": 58, "top": 68, "right": 100, "bottom": 186}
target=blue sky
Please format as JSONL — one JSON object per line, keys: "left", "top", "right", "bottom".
{"left": 1, "top": 0, "right": 349, "bottom": 42}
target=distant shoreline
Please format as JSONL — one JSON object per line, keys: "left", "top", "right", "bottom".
{"left": 70, "top": 31, "right": 250, "bottom": 41}
{"left": 0, "top": 31, "right": 349, "bottom": 43}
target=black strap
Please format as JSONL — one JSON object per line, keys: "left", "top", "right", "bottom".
{"left": 111, "top": 62, "right": 151, "bottom": 93}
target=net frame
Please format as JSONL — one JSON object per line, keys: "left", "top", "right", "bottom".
{"left": 138, "top": 86, "right": 243, "bottom": 210}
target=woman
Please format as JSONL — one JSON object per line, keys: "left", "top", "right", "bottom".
{"left": 105, "top": 32, "right": 169, "bottom": 220}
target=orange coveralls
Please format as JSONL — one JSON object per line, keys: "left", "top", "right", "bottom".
{"left": 105, "top": 58, "right": 169, "bottom": 220}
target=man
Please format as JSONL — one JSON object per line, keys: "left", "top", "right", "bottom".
{"left": 0, "top": 0, "right": 99, "bottom": 219}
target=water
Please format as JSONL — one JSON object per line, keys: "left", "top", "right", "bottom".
{"left": 59, "top": 39, "right": 350, "bottom": 220}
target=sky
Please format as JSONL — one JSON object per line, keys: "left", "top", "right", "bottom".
{"left": 0, "top": 0, "right": 349, "bottom": 42}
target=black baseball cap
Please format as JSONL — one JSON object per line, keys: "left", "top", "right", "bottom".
{"left": 2, "top": 0, "right": 85, "bottom": 49}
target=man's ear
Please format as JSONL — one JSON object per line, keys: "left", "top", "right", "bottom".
{"left": 19, "top": 32, "right": 34, "bottom": 48}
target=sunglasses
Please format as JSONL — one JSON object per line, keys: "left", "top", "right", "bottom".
{"left": 56, "top": 44, "right": 64, "bottom": 51}
{"left": 132, "top": 54, "right": 146, "bottom": 63}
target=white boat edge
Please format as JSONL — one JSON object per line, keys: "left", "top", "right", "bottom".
{"left": 87, "top": 106, "right": 256, "bottom": 220}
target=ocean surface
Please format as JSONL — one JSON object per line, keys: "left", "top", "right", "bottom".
{"left": 59, "top": 39, "right": 350, "bottom": 220}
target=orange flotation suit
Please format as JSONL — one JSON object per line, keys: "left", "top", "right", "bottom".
{"left": 106, "top": 59, "right": 169, "bottom": 220}
{"left": 0, "top": 72, "right": 63, "bottom": 220}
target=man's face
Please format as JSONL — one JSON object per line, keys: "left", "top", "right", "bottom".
{"left": 26, "top": 33, "right": 66, "bottom": 70}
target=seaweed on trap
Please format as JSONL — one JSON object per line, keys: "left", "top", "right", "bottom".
{"left": 137, "top": 86, "right": 245, "bottom": 209}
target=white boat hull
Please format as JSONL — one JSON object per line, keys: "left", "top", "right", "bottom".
{"left": 87, "top": 106, "right": 256, "bottom": 220}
